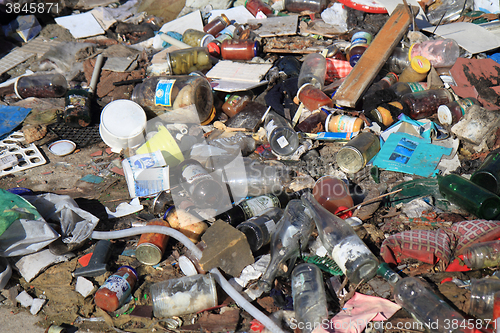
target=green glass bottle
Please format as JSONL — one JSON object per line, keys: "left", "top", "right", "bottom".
{"left": 437, "top": 173, "right": 500, "bottom": 220}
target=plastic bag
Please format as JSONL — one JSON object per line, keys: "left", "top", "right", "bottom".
{"left": 0, "top": 188, "right": 42, "bottom": 236}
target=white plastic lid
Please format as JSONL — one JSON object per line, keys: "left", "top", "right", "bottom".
{"left": 100, "top": 100, "right": 146, "bottom": 139}
{"left": 437, "top": 105, "right": 452, "bottom": 125}
{"left": 178, "top": 255, "right": 198, "bottom": 276}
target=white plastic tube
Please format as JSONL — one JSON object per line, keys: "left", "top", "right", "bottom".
{"left": 158, "top": 32, "right": 192, "bottom": 49}
{"left": 91, "top": 226, "right": 286, "bottom": 333}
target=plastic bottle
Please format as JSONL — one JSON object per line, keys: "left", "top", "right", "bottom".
{"left": 178, "top": 159, "right": 225, "bottom": 209}
{"left": 409, "top": 39, "right": 460, "bottom": 68}
{"left": 389, "top": 81, "right": 428, "bottom": 98}
{"left": 384, "top": 46, "right": 411, "bottom": 74}
{"left": 284, "top": 0, "right": 328, "bottom": 13}
{"left": 259, "top": 200, "right": 315, "bottom": 292}
{"left": 220, "top": 39, "right": 259, "bottom": 60}
{"left": 182, "top": 29, "right": 215, "bottom": 47}
{"left": 368, "top": 101, "right": 404, "bottom": 127}
{"left": 236, "top": 207, "right": 284, "bottom": 252}
{"left": 131, "top": 75, "right": 214, "bottom": 124}
{"left": 401, "top": 88, "right": 454, "bottom": 120}
{"left": 471, "top": 148, "right": 500, "bottom": 195}
{"left": 312, "top": 176, "right": 354, "bottom": 218}
{"left": 164, "top": 47, "right": 212, "bottom": 75}
{"left": 10, "top": 73, "right": 68, "bottom": 99}
{"left": 398, "top": 56, "right": 431, "bottom": 83}
{"left": 325, "top": 114, "right": 364, "bottom": 133}
{"left": 302, "top": 191, "right": 379, "bottom": 285}
{"left": 437, "top": 173, "right": 500, "bottom": 220}
{"left": 363, "top": 72, "right": 399, "bottom": 97}
{"left": 264, "top": 111, "right": 300, "bottom": 156}
{"left": 291, "top": 263, "right": 329, "bottom": 333}
{"left": 94, "top": 266, "right": 138, "bottom": 312}
{"left": 222, "top": 91, "right": 254, "bottom": 117}
{"left": 437, "top": 97, "right": 480, "bottom": 125}
{"left": 245, "top": 0, "right": 274, "bottom": 17}
{"left": 203, "top": 14, "right": 231, "bottom": 36}
{"left": 336, "top": 131, "right": 381, "bottom": 174}
{"left": 297, "top": 83, "right": 333, "bottom": 111}
{"left": 298, "top": 53, "right": 327, "bottom": 90}
{"left": 462, "top": 240, "right": 500, "bottom": 270}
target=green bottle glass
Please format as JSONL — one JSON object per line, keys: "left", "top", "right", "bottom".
{"left": 437, "top": 173, "right": 500, "bottom": 220}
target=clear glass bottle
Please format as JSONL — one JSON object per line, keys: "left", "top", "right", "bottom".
{"left": 63, "top": 89, "right": 91, "bottom": 128}
{"left": 301, "top": 191, "right": 379, "bottom": 285}
{"left": 426, "top": 0, "right": 472, "bottom": 26}
{"left": 470, "top": 148, "right": 500, "bottom": 195}
{"left": 222, "top": 91, "right": 254, "bottom": 117}
{"left": 245, "top": 0, "right": 274, "bottom": 17}
{"left": 236, "top": 207, "right": 284, "bottom": 252}
{"left": 336, "top": 131, "right": 380, "bottom": 174}
{"left": 398, "top": 56, "right": 431, "bottom": 83}
{"left": 462, "top": 240, "right": 500, "bottom": 270}
{"left": 264, "top": 111, "right": 300, "bottom": 156}
{"left": 12, "top": 73, "right": 68, "bottom": 99}
{"left": 437, "top": 173, "right": 500, "bottom": 220}
{"left": 384, "top": 46, "right": 411, "bottom": 74}
{"left": 94, "top": 266, "right": 138, "bottom": 312}
{"left": 220, "top": 39, "right": 259, "bottom": 61}
{"left": 259, "top": 200, "right": 315, "bottom": 292}
{"left": 312, "top": 175, "right": 354, "bottom": 218}
{"left": 389, "top": 81, "right": 428, "bottom": 98}
{"left": 410, "top": 39, "right": 460, "bottom": 68}
{"left": 182, "top": 29, "right": 215, "bottom": 47}
{"left": 203, "top": 14, "right": 231, "bottom": 36}
{"left": 164, "top": 47, "right": 212, "bottom": 75}
{"left": 291, "top": 263, "right": 329, "bottom": 333}
{"left": 401, "top": 88, "right": 454, "bottom": 120}
{"left": 298, "top": 53, "right": 327, "bottom": 90}
{"left": 284, "top": 0, "right": 328, "bottom": 13}
{"left": 437, "top": 97, "right": 480, "bottom": 125}
{"left": 469, "top": 277, "right": 500, "bottom": 320}
{"left": 297, "top": 83, "right": 333, "bottom": 112}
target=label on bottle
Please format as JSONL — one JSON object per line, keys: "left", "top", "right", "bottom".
{"left": 331, "top": 235, "right": 373, "bottom": 275}
{"left": 330, "top": 115, "right": 360, "bottom": 133}
{"left": 65, "top": 94, "right": 87, "bottom": 110}
{"left": 265, "top": 119, "right": 278, "bottom": 137}
{"left": 181, "top": 164, "right": 212, "bottom": 184}
{"left": 226, "top": 94, "right": 242, "bottom": 107}
{"left": 240, "top": 194, "right": 280, "bottom": 218}
{"left": 276, "top": 135, "right": 289, "bottom": 148}
{"left": 155, "top": 79, "right": 176, "bottom": 106}
{"left": 407, "top": 82, "right": 426, "bottom": 93}
{"left": 457, "top": 98, "right": 476, "bottom": 114}
{"left": 100, "top": 274, "right": 131, "bottom": 303}
{"left": 255, "top": 10, "right": 268, "bottom": 19}
{"left": 264, "top": 219, "right": 277, "bottom": 235}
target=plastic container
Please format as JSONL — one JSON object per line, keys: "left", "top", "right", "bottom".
{"left": 437, "top": 97, "right": 480, "bottom": 125}
{"left": 427, "top": 0, "right": 472, "bottom": 25}
{"left": 182, "top": 29, "right": 215, "bottom": 47}
{"left": 291, "top": 263, "right": 329, "bottom": 333}
{"left": 222, "top": 91, "right": 254, "bottom": 117}
{"left": 325, "top": 115, "right": 364, "bottom": 133}
{"left": 131, "top": 75, "right": 214, "bottom": 124}
{"left": 298, "top": 53, "right": 327, "bottom": 89}
{"left": 437, "top": 173, "right": 500, "bottom": 220}
{"left": 64, "top": 89, "right": 92, "bottom": 128}
{"left": 401, "top": 88, "right": 454, "bottom": 120}
{"left": 312, "top": 176, "right": 354, "bottom": 218}
{"left": 462, "top": 240, "right": 500, "bottom": 269}
{"left": 336, "top": 132, "right": 381, "bottom": 174}
{"left": 236, "top": 207, "right": 283, "bottom": 252}
{"left": 385, "top": 47, "right": 411, "bottom": 74}
{"left": 409, "top": 39, "right": 460, "bottom": 68}
{"left": 164, "top": 47, "right": 212, "bottom": 75}
{"left": 469, "top": 277, "right": 500, "bottom": 320}
{"left": 136, "top": 219, "right": 171, "bottom": 266}
{"left": 203, "top": 14, "right": 231, "bottom": 36}
{"left": 297, "top": 83, "right": 333, "bottom": 111}
{"left": 264, "top": 111, "right": 300, "bottom": 156}
{"left": 245, "top": 0, "right": 273, "bottom": 17}
{"left": 14, "top": 73, "right": 67, "bottom": 99}
{"left": 135, "top": 125, "right": 184, "bottom": 167}
{"left": 220, "top": 39, "right": 259, "bottom": 60}
{"left": 150, "top": 274, "right": 217, "bottom": 318}
{"left": 369, "top": 101, "right": 404, "bottom": 127}
{"left": 389, "top": 81, "right": 428, "bottom": 98}
{"left": 301, "top": 191, "right": 379, "bottom": 285}
{"left": 94, "top": 266, "right": 138, "bottom": 312}
{"left": 284, "top": 0, "right": 328, "bottom": 13}
{"left": 99, "top": 99, "right": 147, "bottom": 152}
{"left": 471, "top": 148, "right": 500, "bottom": 195}
{"left": 398, "top": 56, "right": 431, "bottom": 83}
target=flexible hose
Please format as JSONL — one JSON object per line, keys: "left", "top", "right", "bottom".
{"left": 91, "top": 226, "right": 286, "bottom": 333}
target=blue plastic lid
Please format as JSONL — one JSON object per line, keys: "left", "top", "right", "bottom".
{"left": 7, "top": 187, "right": 33, "bottom": 195}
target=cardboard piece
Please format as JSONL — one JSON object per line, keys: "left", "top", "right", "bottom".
{"left": 247, "top": 15, "right": 299, "bottom": 37}
{"left": 54, "top": 12, "right": 105, "bottom": 39}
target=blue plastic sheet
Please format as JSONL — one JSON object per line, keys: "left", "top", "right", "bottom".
{"left": 0, "top": 105, "right": 31, "bottom": 140}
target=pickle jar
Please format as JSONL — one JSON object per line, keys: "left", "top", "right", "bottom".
{"left": 437, "top": 97, "right": 480, "bottom": 125}
{"left": 164, "top": 47, "right": 212, "bottom": 75}
{"left": 182, "top": 29, "right": 215, "bottom": 47}
{"left": 401, "top": 88, "right": 454, "bottom": 120}
{"left": 131, "top": 75, "right": 215, "bottom": 124}
{"left": 203, "top": 14, "right": 231, "bottom": 36}
{"left": 220, "top": 39, "right": 259, "bottom": 61}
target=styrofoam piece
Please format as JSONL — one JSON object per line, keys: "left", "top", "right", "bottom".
{"left": 75, "top": 277, "right": 95, "bottom": 298}
{"left": 0, "top": 131, "right": 46, "bottom": 177}
{"left": 16, "top": 290, "right": 33, "bottom": 307}
{"left": 30, "top": 298, "right": 46, "bottom": 315}
{"left": 15, "top": 249, "right": 74, "bottom": 283}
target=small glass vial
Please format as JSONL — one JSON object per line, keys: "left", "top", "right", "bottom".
{"left": 291, "top": 263, "right": 329, "bottom": 333}
{"left": 409, "top": 39, "right": 460, "bottom": 68}
{"left": 325, "top": 114, "right": 364, "bottom": 133}
{"left": 462, "top": 240, "right": 500, "bottom": 270}
{"left": 236, "top": 207, "right": 283, "bottom": 252}
{"left": 336, "top": 131, "right": 381, "bottom": 174}
{"left": 245, "top": 0, "right": 273, "bottom": 17}
{"left": 297, "top": 83, "right": 333, "bottom": 111}
{"left": 222, "top": 91, "right": 254, "bottom": 117}
{"left": 298, "top": 53, "right": 327, "bottom": 89}
{"left": 284, "top": 0, "right": 328, "bottom": 13}
{"left": 182, "top": 29, "right": 215, "bottom": 47}
{"left": 398, "top": 56, "right": 431, "bottom": 83}
{"left": 389, "top": 81, "right": 428, "bottom": 98}
{"left": 63, "top": 89, "right": 91, "bottom": 128}
{"left": 264, "top": 111, "right": 300, "bottom": 156}
{"left": 14, "top": 73, "right": 67, "bottom": 99}
{"left": 312, "top": 175, "right": 354, "bottom": 218}
{"left": 401, "top": 88, "right": 454, "bottom": 120}
{"left": 94, "top": 266, "right": 138, "bottom": 312}
{"left": 203, "top": 14, "right": 231, "bottom": 36}
{"left": 165, "top": 47, "right": 212, "bottom": 75}
{"left": 136, "top": 219, "right": 171, "bottom": 266}
{"left": 437, "top": 97, "right": 479, "bottom": 125}
{"left": 471, "top": 148, "right": 500, "bottom": 195}
{"left": 220, "top": 39, "right": 259, "bottom": 61}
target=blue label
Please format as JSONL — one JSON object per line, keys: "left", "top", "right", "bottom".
{"left": 155, "top": 79, "right": 175, "bottom": 107}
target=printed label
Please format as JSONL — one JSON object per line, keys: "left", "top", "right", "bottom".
{"left": 264, "top": 219, "right": 277, "bottom": 235}
{"left": 101, "top": 274, "right": 131, "bottom": 303}
{"left": 276, "top": 135, "right": 289, "bottom": 148}
{"left": 407, "top": 82, "right": 426, "bottom": 92}
{"left": 351, "top": 31, "right": 372, "bottom": 46}
{"left": 331, "top": 235, "right": 373, "bottom": 274}
{"left": 336, "top": 116, "right": 358, "bottom": 132}
{"left": 265, "top": 119, "right": 278, "bottom": 138}
{"left": 457, "top": 98, "right": 476, "bottom": 114}
{"left": 181, "top": 164, "right": 211, "bottom": 184}
{"left": 155, "top": 79, "right": 176, "bottom": 106}
{"left": 227, "top": 95, "right": 242, "bottom": 107}
{"left": 133, "top": 167, "right": 170, "bottom": 197}
{"left": 65, "top": 94, "right": 87, "bottom": 110}
{"left": 240, "top": 195, "right": 280, "bottom": 218}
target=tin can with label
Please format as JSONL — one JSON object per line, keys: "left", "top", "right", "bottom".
{"left": 336, "top": 132, "right": 380, "bottom": 174}
{"left": 136, "top": 219, "right": 171, "bottom": 265}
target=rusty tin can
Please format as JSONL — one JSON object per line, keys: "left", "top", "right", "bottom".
{"left": 136, "top": 219, "right": 171, "bottom": 265}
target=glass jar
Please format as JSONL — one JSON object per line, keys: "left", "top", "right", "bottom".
{"left": 220, "top": 39, "right": 259, "bottom": 60}
{"left": 384, "top": 46, "right": 411, "bottom": 74}
{"left": 131, "top": 75, "right": 214, "bottom": 124}
{"left": 409, "top": 39, "right": 460, "bottom": 68}
{"left": 94, "top": 266, "right": 138, "bottom": 312}
{"left": 182, "top": 29, "right": 215, "bottom": 47}
{"left": 398, "top": 56, "right": 431, "bottom": 83}
{"left": 284, "top": 0, "right": 328, "bottom": 13}
{"left": 347, "top": 44, "right": 368, "bottom": 67}
{"left": 222, "top": 91, "right": 254, "bottom": 117}
{"left": 164, "top": 47, "right": 212, "bottom": 75}
{"left": 298, "top": 53, "right": 327, "bottom": 89}
{"left": 389, "top": 81, "right": 428, "bottom": 98}
{"left": 312, "top": 175, "right": 354, "bottom": 218}
{"left": 336, "top": 132, "right": 381, "bottom": 174}
{"left": 15, "top": 73, "right": 67, "bottom": 98}
{"left": 245, "top": 0, "right": 274, "bottom": 17}
{"left": 401, "top": 88, "right": 454, "bottom": 120}
{"left": 297, "top": 83, "right": 333, "bottom": 111}
{"left": 203, "top": 14, "right": 231, "bottom": 36}
{"left": 437, "top": 97, "right": 480, "bottom": 125}
{"left": 462, "top": 240, "right": 500, "bottom": 270}
{"left": 63, "top": 89, "right": 91, "bottom": 128}
{"left": 326, "top": 114, "right": 364, "bottom": 133}
{"left": 469, "top": 277, "right": 500, "bottom": 320}
{"left": 369, "top": 101, "right": 404, "bottom": 127}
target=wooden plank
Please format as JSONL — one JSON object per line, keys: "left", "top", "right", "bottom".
{"left": 332, "top": 4, "right": 417, "bottom": 108}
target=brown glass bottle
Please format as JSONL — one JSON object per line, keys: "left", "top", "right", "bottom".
{"left": 401, "top": 88, "right": 453, "bottom": 120}
{"left": 203, "top": 14, "right": 231, "bottom": 36}
{"left": 245, "top": 0, "right": 273, "bottom": 17}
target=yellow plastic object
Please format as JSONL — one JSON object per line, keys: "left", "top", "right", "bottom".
{"left": 136, "top": 125, "right": 184, "bottom": 167}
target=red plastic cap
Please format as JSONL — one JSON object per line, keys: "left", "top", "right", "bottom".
{"left": 207, "top": 41, "right": 221, "bottom": 57}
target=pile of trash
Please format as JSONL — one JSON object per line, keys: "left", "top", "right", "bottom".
{"left": 2, "top": 0, "right": 500, "bottom": 332}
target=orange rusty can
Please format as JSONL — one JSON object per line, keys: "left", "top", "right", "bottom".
{"left": 136, "top": 219, "right": 170, "bottom": 265}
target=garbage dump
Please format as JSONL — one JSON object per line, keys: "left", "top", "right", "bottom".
{"left": 2, "top": 0, "right": 500, "bottom": 332}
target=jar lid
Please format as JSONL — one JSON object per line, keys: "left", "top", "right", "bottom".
{"left": 437, "top": 104, "right": 452, "bottom": 125}
{"left": 410, "top": 56, "right": 431, "bottom": 74}
{"left": 207, "top": 41, "right": 221, "bottom": 57}
{"left": 252, "top": 41, "right": 259, "bottom": 58}
{"left": 117, "top": 265, "right": 138, "bottom": 279}
{"left": 200, "top": 33, "right": 215, "bottom": 47}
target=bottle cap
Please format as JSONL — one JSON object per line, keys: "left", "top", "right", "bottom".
{"left": 207, "top": 41, "right": 221, "bottom": 57}
{"left": 410, "top": 56, "right": 431, "bottom": 74}
{"left": 437, "top": 104, "right": 452, "bottom": 125}
{"left": 178, "top": 255, "right": 198, "bottom": 276}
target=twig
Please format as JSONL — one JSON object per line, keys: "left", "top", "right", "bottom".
{"left": 335, "top": 188, "right": 403, "bottom": 217}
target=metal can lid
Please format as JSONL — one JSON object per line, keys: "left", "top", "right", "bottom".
{"left": 336, "top": 145, "right": 364, "bottom": 174}
{"left": 437, "top": 104, "right": 452, "bottom": 125}
{"left": 136, "top": 242, "right": 163, "bottom": 266}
